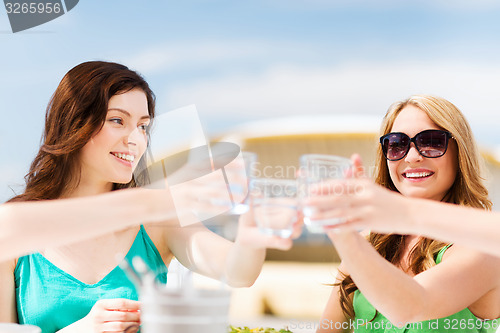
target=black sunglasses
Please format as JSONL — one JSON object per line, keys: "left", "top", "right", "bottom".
{"left": 380, "top": 129, "right": 452, "bottom": 161}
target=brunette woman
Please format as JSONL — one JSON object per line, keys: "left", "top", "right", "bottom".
{"left": 0, "top": 61, "right": 294, "bottom": 333}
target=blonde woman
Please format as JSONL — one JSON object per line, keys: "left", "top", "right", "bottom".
{"left": 310, "top": 95, "right": 500, "bottom": 332}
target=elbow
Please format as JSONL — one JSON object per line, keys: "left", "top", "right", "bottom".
{"left": 384, "top": 301, "right": 427, "bottom": 327}
{"left": 228, "top": 281, "right": 254, "bottom": 288}
{"left": 225, "top": 272, "right": 258, "bottom": 288}
{"left": 385, "top": 314, "right": 417, "bottom": 328}
{"left": 223, "top": 266, "right": 261, "bottom": 288}
{"left": 226, "top": 277, "right": 257, "bottom": 288}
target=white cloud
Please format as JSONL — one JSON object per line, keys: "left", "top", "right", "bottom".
{"left": 122, "top": 40, "right": 314, "bottom": 75}
{"left": 123, "top": 41, "right": 262, "bottom": 74}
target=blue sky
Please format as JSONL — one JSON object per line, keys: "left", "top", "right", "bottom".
{"left": 1, "top": 0, "right": 500, "bottom": 201}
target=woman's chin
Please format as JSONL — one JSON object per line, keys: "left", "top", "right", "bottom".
{"left": 398, "top": 188, "right": 434, "bottom": 200}
{"left": 112, "top": 176, "right": 134, "bottom": 185}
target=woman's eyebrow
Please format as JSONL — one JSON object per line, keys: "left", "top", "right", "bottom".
{"left": 108, "top": 108, "right": 150, "bottom": 120}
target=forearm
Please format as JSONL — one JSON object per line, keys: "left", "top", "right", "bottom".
{"left": 318, "top": 279, "right": 351, "bottom": 333}
{"left": 167, "top": 222, "right": 265, "bottom": 287}
{"left": 406, "top": 199, "right": 500, "bottom": 256}
{"left": 0, "top": 188, "right": 176, "bottom": 261}
{"left": 330, "top": 230, "right": 426, "bottom": 325}
{"left": 224, "top": 240, "right": 266, "bottom": 288}
{"left": 222, "top": 210, "right": 289, "bottom": 288}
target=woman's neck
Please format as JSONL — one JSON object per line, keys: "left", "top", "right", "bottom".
{"left": 62, "top": 180, "right": 113, "bottom": 198}
{"left": 403, "top": 234, "right": 421, "bottom": 249}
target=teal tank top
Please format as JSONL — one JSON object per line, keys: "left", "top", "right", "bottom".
{"left": 15, "top": 225, "right": 167, "bottom": 333}
{"left": 352, "top": 245, "right": 500, "bottom": 333}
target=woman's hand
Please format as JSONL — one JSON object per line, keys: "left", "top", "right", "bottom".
{"left": 305, "top": 178, "right": 410, "bottom": 232}
{"left": 59, "top": 299, "right": 141, "bottom": 333}
{"left": 303, "top": 154, "right": 414, "bottom": 235}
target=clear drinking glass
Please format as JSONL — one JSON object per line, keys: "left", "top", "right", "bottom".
{"left": 250, "top": 178, "right": 298, "bottom": 238}
{"left": 299, "top": 154, "right": 352, "bottom": 233}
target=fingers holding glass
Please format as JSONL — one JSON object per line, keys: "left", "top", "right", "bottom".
{"left": 298, "top": 154, "right": 353, "bottom": 233}
{"left": 222, "top": 151, "right": 258, "bottom": 215}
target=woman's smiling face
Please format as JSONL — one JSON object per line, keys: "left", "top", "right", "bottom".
{"left": 388, "top": 105, "right": 458, "bottom": 201}
{"left": 78, "top": 88, "right": 150, "bottom": 189}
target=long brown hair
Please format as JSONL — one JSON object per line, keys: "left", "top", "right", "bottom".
{"left": 337, "top": 95, "right": 491, "bottom": 318}
{"left": 9, "top": 61, "right": 155, "bottom": 202}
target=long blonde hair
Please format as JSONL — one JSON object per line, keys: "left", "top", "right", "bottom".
{"left": 337, "top": 95, "right": 491, "bottom": 318}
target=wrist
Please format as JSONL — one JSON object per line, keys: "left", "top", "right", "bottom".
{"left": 234, "top": 228, "right": 264, "bottom": 251}
{"left": 328, "top": 228, "right": 359, "bottom": 244}
{"left": 406, "top": 197, "right": 426, "bottom": 235}
{"left": 141, "top": 188, "right": 175, "bottom": 223}
{"left": 328, "top": 229, "right": 364, "bottom": 262}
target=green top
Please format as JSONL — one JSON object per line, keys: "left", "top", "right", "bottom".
{"left": 352, "top": 245, "right": 499, "bottom": 333}
{"left": 15, "top": 225, "right": 167, "bottom": 333}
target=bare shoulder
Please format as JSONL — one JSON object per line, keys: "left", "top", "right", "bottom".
{"left": 0, "top": 258, "right": 17, "bottom": 322}
{"left": 336, "top": 261, "right": 350, "bottom": 281}
{"left": 0, "top": 258, "right": 17, "bottom": 273}
{"left": 143, "top": 223, "right": 164, "bottom": 243}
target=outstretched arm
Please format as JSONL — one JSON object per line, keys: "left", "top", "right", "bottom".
{"left": 405, "top": 198, "right": 500, "bottom": 256}
{"left": 0, "top": 188, "right": 176, "bottom": 261}
{"left": 308, "top": 173, "right": 500, "bottom": 257}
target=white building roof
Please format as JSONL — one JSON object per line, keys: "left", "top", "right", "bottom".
{"left": 219, "top": 114, "right": 381, "bottom": 145}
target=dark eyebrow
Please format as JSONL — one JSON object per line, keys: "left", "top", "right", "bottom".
{"left": 108, "top": 108, "right": 150, "bottom": 121}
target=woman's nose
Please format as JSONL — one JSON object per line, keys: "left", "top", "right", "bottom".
{"left": 124, "top": 128, "right": 142, "bottom": 146}
{"left": 404, "top": 143, "right": 423, "bottom": 163}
